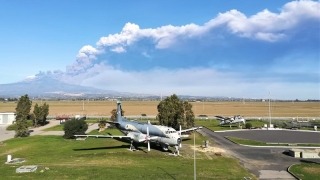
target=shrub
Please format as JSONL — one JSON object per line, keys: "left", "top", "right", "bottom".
{"left": 245, "top": 123, "right": 252, "bottom": 129}
{"left": 63, "top": 118, "right": 88, "bottom": 139}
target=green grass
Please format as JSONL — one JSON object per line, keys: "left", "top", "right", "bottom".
{"left": 194, "top": 120, "right": 267, "bottom": 131}
{"left": 0, "top": 135, "right": 256, "bottom": 180}
{"left": 226, "top": 136, "right": 320, "bottom": 147}
{"left": 289, "top": 163, "right": 320, "bottom": 179}
{"left": 43, "top": 125, "right": 64, "bottom": 131}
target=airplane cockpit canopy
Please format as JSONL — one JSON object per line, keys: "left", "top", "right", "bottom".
{"left": 165, "top": 131, "right": 176, "bottom": 134}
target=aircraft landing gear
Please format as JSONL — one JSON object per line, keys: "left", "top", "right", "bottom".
{"left": 129, "top": 140, "right": 137, "bottom": 151}
{"left": 173, "top": 145, "right": 179, "bottom": 156}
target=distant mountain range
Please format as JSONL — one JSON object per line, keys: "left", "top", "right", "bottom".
{"left": 0, "top": 75, "right": 264, "bottom": 101}
{"left": 0, "top": 75, "right": 118, "bottom": 98}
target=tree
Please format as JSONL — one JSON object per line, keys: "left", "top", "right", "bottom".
{"left": 183, "top": 101, "right": 195, "bottom": 128}
{"left": 15, "top": 94, "right": 32, "bottom": 137}
{"left": 110, "top": 109, "right": 125, "bottom": 121}
{"left": 63, "top": 118, "right": 88, "bottom": 139}
{"left": 157, "top": 94, "right": 194, "bottom": 130}
{"left": 33, "top": 103, "right": 41, "bottom": 126}
{"left": 33, "top": 102, "right": 50, "bottom": 127}
{"left": 245, "top": 123, "right": 252, "bottom": 129}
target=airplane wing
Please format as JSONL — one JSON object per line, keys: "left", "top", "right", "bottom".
{"left": 214, "top": 116, "right": 231, "bottom": 121}
{"left": 105, "top": 121, "right": 120, "bottom": 125}
{"left": 180, "top": 126, "right": 202, "bottom": 133}
{"left": 214, "top": 115, "right": 225, "bottom": 119}
{"left": 74, "top": 135, "right": 132, "bottom": 140}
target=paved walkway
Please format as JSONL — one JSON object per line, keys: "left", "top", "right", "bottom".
{"left": 38, "top": 123, "right": 99, "bottom": 136}
{"left": 0, "top": 125, "right": 15, "bottom": 142}
{"left": 0, "top": 121, "right": 99, "bottom": 141}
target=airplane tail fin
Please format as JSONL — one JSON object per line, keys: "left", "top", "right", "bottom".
{"left": 116, "top": 100, "right": 123, "bottom": 122}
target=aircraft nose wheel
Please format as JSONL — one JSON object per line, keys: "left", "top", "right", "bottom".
{"left": 173, "top": 145, "right": 180, "bottom": 156}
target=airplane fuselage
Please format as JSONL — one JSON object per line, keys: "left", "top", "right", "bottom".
{"left": 115, "top": 117, "right": 181, "bottom": 149}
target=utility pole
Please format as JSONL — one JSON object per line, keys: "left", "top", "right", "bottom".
{"left": 194, "top": 129, "right": 196, "bottom": 180}
{"left": 268, "top": 92, "right": 271, "bottom": 127}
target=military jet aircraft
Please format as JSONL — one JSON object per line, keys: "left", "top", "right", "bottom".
{"left": 75, "top": 101, "right": 202, "bottom": 155}
{"left": 215, "top": 115, "right": 246, "bottom": 127}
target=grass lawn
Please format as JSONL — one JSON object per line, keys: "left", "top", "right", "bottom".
{"left": 194, "top": 120, "right": 267, "bottom": 131}
{"left": 0, "top": 135, "right": 256, "bottom": 180}
{"left": 226, "top": 136, "right": 320, "bottom": 147}
{"left": 289, "top": 163, "right": 320, "bottom": 179}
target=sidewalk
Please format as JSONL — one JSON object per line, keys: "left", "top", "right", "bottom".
{"left": 38, "top": 123, "right": 99, "bottom": 136}
{"left": 0, "top": 120, "right": 60, "bottom": 142}
{"left": 0, "top": 125, "right": 15, "bottom": 142}
{"left": 1, "top": 122, "right": 100, "bottom": 141}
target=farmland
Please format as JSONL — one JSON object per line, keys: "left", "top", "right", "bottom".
{"left": 1, "top": 100, "right": 319, "bottom": 118}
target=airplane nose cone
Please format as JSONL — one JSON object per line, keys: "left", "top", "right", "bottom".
{"left": 177, "top": 138, "right": 181, "bottom": 145}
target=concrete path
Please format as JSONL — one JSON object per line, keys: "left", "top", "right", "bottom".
{"left": 0, "top": 121, "right": 99, "bottom": 141}
{"left": 33, "top": 122, "right": 99, "bottom": 136}
{"left": 0, "top": 125, "right": 15, "bottom": 142}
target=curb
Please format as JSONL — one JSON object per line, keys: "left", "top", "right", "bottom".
{"left": 287, "top": 164, "right": 302, "bottom": 180}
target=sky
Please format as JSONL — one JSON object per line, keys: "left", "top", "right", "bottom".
{"left": 0, "top": 0, "right": 319, "bottom": 100}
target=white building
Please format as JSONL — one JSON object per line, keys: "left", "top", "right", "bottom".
{"left": 0, "top": 112, "right": 16, "bottom": 124}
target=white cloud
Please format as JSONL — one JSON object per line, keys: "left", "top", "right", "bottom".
{"left": 90, "top": 0, "right": 320, "bottom": 52}
{"left": 51, "top": 0, "right": 319, "bottom": 99}
{"left": 111, "top": 46, "right": 126, "bottom": 53}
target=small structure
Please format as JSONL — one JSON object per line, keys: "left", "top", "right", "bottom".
{"left": 314, "top": 126, "right": 317, "bottom": 131}
{"left": 56, "top": 115, "right": 70, "bottom": 124}
{"left": 0, "top": 112, "right": 16, "bottom": 124}
{"left": 204, "top": 140, "right": 209, "bottom": 148}
{"left": 288, "top": 149, "right": 302, "bottom": 158}
{"left": 5, "top": 154, "right": 26, "bottom": 165}
{"left": 288, "top": 149, "right": 320, "bottom": 158}
{"left": 16, "top": 165, "right": 37, "bottom": 173}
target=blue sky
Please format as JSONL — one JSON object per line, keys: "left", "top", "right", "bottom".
{"left": 0, "top": 0, "right": 319, "bottom": 100}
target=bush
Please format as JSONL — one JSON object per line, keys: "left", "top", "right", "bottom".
{"left": 245, "top": 123, "right": 252, "bottom": 129}
{"left": 63, "top": 118, "right": 88, "bottom": 139}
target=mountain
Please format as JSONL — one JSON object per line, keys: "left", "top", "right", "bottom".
{"left": 0, "top": 75, "right": 116, "bottom": 97}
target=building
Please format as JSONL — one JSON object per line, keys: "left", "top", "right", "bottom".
{"left": 0, "top": 112, "right": 16, "bottom": 124}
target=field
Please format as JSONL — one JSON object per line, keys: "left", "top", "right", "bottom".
{"left": 1, "top": 100, "right": 319, "bottom": 118}
{"left": 0, "top": 132, "right": 257, "bottom": 180}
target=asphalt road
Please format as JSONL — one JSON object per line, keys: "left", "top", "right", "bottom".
{"left": 198, "top": 127, "right": 320, "bottom": 180}
{"left": 218, "top": 129, "right": 320, "bottom": 144}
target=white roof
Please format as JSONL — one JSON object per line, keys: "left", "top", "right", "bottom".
{"left": 0, "top": 112, "right": 16, "bottom": 115}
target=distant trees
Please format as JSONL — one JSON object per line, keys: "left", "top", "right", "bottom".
{"left": 33, "top": 103, "right": 49, "bottom": 126}
{"left": 157, "top": 94, "right": 195, "bottom": 130}
{"left": 15, "top": 94, "right": 32, "bottom": 137}
{"left": 63, "top": 118, "right": 88, "bottom": 139}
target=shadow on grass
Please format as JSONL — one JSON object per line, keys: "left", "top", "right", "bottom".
{"left": 73, "top": 145, "right": 130, "bottom": 151}
{"left": 73, "top": 144, "right": 147, "bottom": 153}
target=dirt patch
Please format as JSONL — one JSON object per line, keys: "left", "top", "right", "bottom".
{"left": 302, "top": 166, "right": 320, "bottom": 175}
{"left": 191, "top": 145, "right": 226, "bottom": 153}
{"left": 0, "top": 145, "right": 30, "bottom": 156}
{"left": 0, "top": 142, "right": 6, "bottom": 147}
